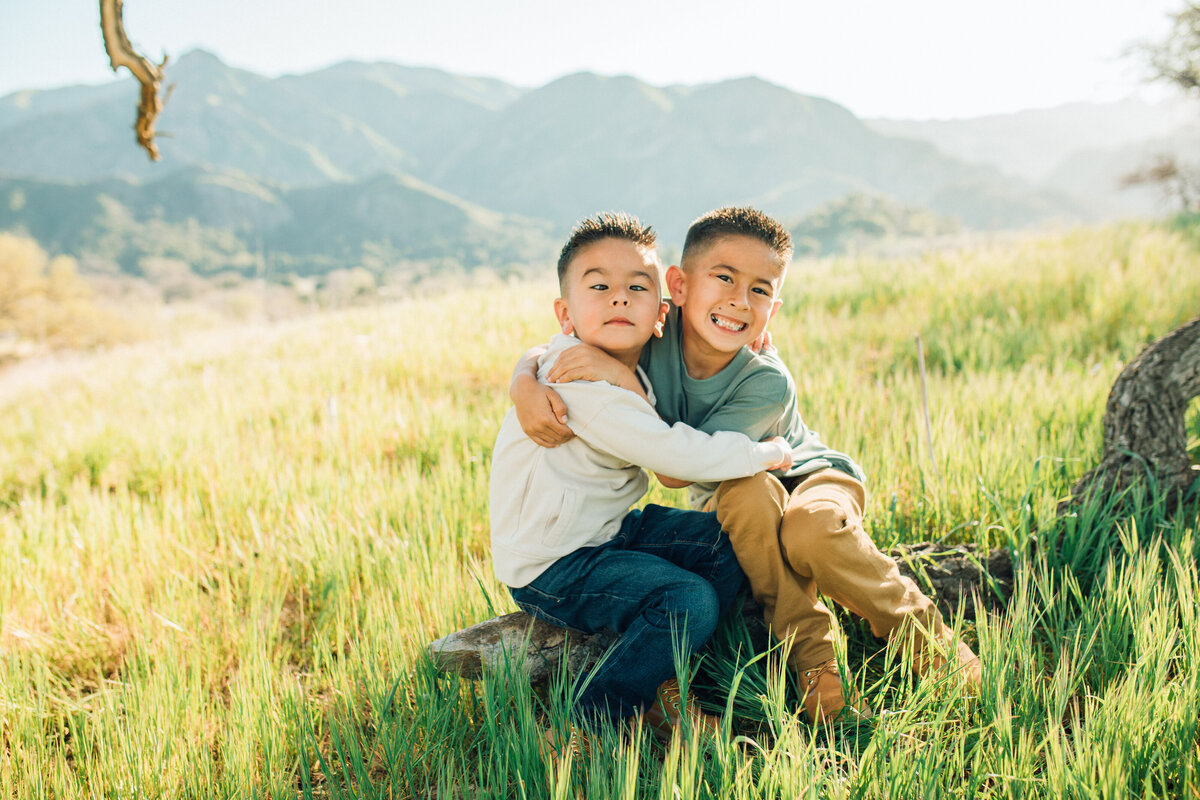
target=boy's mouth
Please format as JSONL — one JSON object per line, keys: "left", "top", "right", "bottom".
{"left": 710, "top": 313, "right": 748, "bottom": 333}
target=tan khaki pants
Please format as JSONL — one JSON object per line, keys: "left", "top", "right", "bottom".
{"left": 705, "top": 469, "right": 947, "bottom": 671}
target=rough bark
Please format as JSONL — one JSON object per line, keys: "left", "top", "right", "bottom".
{"left": 1068, "top": 314, "right": 1200, "bottom": 508}
{"left": 428, "top": 610, "right": 617, "bottom": 685}
{"left": 99, "top": 0, "right": 166, "bottom": 161}
{"left": 428, "top": 540, "right": 1014, "bottom": 683}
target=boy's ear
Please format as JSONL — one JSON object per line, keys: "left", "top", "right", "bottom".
{"left": 767, "top": 297, "right": 783, "bottom": 322}
{"left": 553, "top": 297, "right": 574, "bottom": 335}
{"left": 664, "top": 265, "right": 687, "bottom": 306}
{"left": 653, "top": 300, "right": 669, "bottom": 338}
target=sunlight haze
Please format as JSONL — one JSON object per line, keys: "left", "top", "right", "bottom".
{"left": 0, "top": 0, "right": 1187, "bottom": 119}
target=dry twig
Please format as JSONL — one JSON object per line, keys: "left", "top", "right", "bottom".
{"left": 99, "top": 0, "right": 167, "bottom": 160}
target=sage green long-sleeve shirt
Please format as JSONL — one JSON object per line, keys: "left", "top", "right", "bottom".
{"left": 490, "top": 333, "right": 793, "bottom": 588}
{"left": 639, "top": 307, "right": 865, "bottom": 510}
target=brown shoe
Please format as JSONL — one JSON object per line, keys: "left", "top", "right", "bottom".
{"left": 540, "top": 724, "right": 592, "bottom": 760}
{"left": 913, "top": 637, "right": 982, "bottom": 688}
{"left": 641, "top": 678, "right": 722, "bottom": 740}
{"left": 798, "top": 659, "right": 871, "bottom": 724}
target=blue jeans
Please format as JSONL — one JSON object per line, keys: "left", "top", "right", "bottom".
{"left": 509, "top": 504, "right": 745, "bottom": 722}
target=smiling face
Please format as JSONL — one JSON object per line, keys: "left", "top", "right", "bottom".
{"left": 667, "top": 234, "right": 785, "bottom": 376}
{"left": 553, "top": 238, "right": 668, "bottom": 370}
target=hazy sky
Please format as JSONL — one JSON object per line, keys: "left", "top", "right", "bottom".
{"left": 0, "top": 0, "right": 1188, "bottom": 119}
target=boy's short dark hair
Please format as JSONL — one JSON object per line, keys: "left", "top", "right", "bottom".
{"left": 557, "top": 212, "right": 656, "bottom": 288}
{"left": 681, "top": 206, "right": 793, "bottom": 267}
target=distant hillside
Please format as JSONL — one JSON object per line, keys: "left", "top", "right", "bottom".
{"left": 273, "top": 60, "right": 523, "bottom": 178}
{"left": 869, "top": 99, "right": 1196, "bottom": 183}
{"left": 424, "top": 73, "right": 1086, "bottom": 235}
{"left": 0, "top": 168, "right": 557, "bottom": 279}
{"left": 1043, "top": 123, "right": 1200, "bottom": 219}
{"left": 0, "top": 49, "right": 1091, "bottom": 274}
{"left": 869, "top": 99, "right": 1200, "bottom": 220}
{"left": 0, "top": 51, "right": 411, "bottom": 186}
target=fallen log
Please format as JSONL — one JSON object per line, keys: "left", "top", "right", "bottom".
{"left": 428, "top": 540, "right": 1014, "bottom": 683}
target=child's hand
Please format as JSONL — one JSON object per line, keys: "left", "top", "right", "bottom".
{"left": 655, "top": 473, "right": 693, "bottom": 489}
{"left": 748, "top": 330, "right": 775, "bottom": 354}
{"left": 514, "top": 381, "right": 574, "bottom": 448}
{"left": 547, "top": 344, "right": 643, "bottom": 396}
{"left": 763, "top": 435, "right": 794, "bottom": 471}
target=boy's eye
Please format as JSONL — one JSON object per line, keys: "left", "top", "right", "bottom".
{"left": 589, "top": 283, "right": 608, "bottom": 291}
{"left": 752, "top": 287, "right": 770, "bottom": 296}
{"left": 715, "top": 274, "right": 732, "bottom": 283}
{"left": 629, "top": 284, "right": 648, "bottom": 292}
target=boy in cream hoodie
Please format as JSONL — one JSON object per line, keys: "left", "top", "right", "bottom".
{"left": 491, "top": 212, "right": 792, "bottom": 742}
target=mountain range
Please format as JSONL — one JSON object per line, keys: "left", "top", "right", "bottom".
{"left": 0, "top": 49, "right": 1193, "bottom": 280}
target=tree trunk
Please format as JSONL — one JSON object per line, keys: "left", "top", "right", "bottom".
{"left": 1068, "top": 314, "right": 1200, "bottom": 508}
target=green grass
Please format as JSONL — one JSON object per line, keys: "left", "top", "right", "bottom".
{"left": 1, "top": 221, "right": 1199, "bottom": 797}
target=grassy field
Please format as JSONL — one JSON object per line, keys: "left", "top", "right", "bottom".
{"left": 1, "top": 222, "right": 1199, "bottom": 798}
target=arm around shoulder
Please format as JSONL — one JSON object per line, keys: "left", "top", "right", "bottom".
{"left": 561, "top": 382, "right": 791, "bottom": 483}
{"left": 509, "top": 346, "right": 547, "bottom": 402}
{"left": 509, "top": 344, "right": 574, "bottom": 448}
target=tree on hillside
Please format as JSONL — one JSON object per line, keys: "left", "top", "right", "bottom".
{"left": 0, "top": 233, "right": 133, "bottom": 350}
{"left": 1124, "top": 2, "right": 1200, "bottom": 210}
{"left": 790, "top": 194, "right": 960, "bottom": 256}
{"left": 1120, "top": 154, "right": 1199, "bottom": 213}
{"left": 1146, "top": 1, "right": 1200, "bottom": 94}
{"left": 0, "top": 236, "right": 43, "bottom": 326}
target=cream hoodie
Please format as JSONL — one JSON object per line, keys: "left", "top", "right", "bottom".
{"left": 490, "top": 334, "right": 792, "bottom": 587}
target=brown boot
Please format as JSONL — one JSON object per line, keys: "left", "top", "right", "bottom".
{"left": 912, "top": 636, "right": 981, "bottom": 687}
{"left": 540, "top": 724, "right": 592, "bottom": 761}
{"left": 797, "top": 659, "right": 871, "bottom": 724}
{"left": 641, "top": 678, "right": 722, "bottom": 740}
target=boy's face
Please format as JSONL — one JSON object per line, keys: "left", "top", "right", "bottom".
{"left": 667, "top": 234, "right": 785, "bottom": 359}
{"left": 554, "top": 238, "right": 669, "bottom": 367}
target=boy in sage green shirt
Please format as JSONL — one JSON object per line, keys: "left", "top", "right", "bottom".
{"left": 512, "top": 206, "right": 980, "bottom": 723}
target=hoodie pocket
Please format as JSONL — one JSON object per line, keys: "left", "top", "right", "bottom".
{"left": 542, "top": 488, "right": 582, "bottom": 549}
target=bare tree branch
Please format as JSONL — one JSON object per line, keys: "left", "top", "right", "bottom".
{"left": 1120, "top": 154, "right": 1199, "bottom": 213}
{"left": 99, "top": 0, "right": 166, "bottom": 161}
